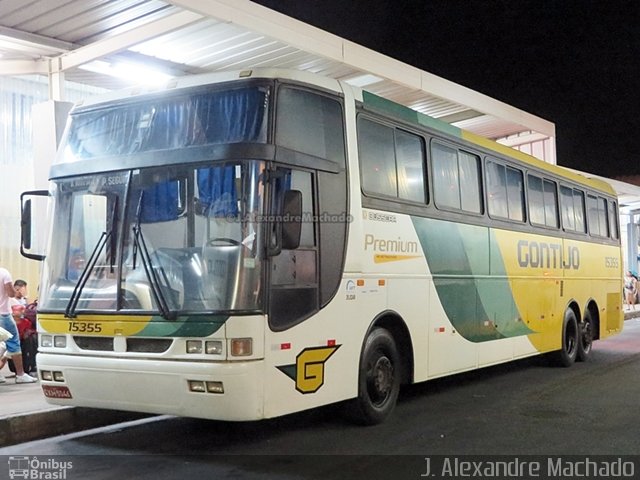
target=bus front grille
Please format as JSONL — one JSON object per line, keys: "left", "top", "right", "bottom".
{"left": 74, "top": 336, "right": 113, "bottom": 351}
{"left": 73, "top": 337, "right": 173, "bottom": 353}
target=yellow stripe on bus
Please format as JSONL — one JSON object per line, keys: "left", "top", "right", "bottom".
{"left": 39, "top": 313, "right": 153, "bottom": 336}
{"left": 493, "top": 229, "right": 622, "bottom": 352}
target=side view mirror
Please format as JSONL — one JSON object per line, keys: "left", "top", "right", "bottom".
{"left": 20, "top": 190, "right": 49, "bottom": 261}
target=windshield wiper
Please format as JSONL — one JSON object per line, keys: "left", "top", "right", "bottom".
{"left": 65, "top": 231, "right": 111, "bottom": 319}
{"left": 131, "top": 192, "right": 177, "bottom": 320}
{"left": 66, "top": 195, "right": 120, "bottom": 318}
{"left": 108, "top": 196, "right": 119, "bottom": 273}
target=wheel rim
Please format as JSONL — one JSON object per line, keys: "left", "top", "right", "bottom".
{"left": 366, "top": 352, "right": 394, "bottom": 407}
{"left": 581, "top": 320, "right": 593, "bottom": 353}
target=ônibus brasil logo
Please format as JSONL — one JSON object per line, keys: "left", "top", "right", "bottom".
{"left": 7, "top": 456, "right": 73, "bottom": 479}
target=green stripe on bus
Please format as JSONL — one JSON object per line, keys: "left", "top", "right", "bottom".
{"left": 138, "top": 315, "right": 227, "bottom": 337}
{"left": 411, "top": 217, "right": 532, "bottom": 342}
{"left": 361, "top": 91, "right": 462, "bottom": 137}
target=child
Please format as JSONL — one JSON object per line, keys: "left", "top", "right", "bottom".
{"left": 11, "top": 305, "right": 31, "bottom": 338}
{"left": 6, "top": 304, "right": 37, "bottom": 375}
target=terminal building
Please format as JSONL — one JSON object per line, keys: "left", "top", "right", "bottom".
{"left": 1, "top": 0, "right": 639, "bottom": 287}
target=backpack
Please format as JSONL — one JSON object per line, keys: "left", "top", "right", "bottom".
{"left": 23, "top": 301, "right": 37, "bottom": 330}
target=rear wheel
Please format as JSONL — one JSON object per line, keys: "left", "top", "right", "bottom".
{"left": 552, "top": 308, "right": 579, "bottom": 367}
{"left": 577, "top": 310, "right": 594, "bottom": 361}
{"left": 347, "top": 328, "right": 401, "bottom": 425}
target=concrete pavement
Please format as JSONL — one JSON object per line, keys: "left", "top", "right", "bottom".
{"left": 0, "top": 363, "right": 149, "bottom": 447}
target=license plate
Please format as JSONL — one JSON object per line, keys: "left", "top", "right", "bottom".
{"left": 42, "top": 385, "right": 73, "bottom": 399}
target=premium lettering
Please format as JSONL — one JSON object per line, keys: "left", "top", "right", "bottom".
{"left": 364, "top": 234, "right": 418, "bottom": 253}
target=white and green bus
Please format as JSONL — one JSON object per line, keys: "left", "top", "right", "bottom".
{"left": 22, "top": 68, "right": 623, "bottom": 424}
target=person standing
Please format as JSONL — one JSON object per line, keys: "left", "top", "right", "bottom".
{"left": 624, "top": 271, "right": 638, "bottom": 310}
{"left": 0, "top": 265, "right": 37, "bottom": 383}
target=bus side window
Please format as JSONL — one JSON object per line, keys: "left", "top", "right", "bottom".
{"left": 528, "top": 174, "right": 558, "bottom": 228}
{"left": 432, "top": 141, "right": 482, "bottom": 214}
{"left": 561, "top": 186, "right": 587, "bottom": 233}
{"left": 609, "top": 200, "right": 619, "bottom": 239}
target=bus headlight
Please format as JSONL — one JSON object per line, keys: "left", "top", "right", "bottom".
{"left": 186, "top": 340, "right": 202, "bottom": 354}
{"left": 41, "top": 335, "right": 53, "bottom": 348}
{"left": 206, "top": 381, "right": 224, "bottom": 394}
{"left": 188, "top": 380, "right": 206, "bottom": 392}
{"left": 54, "top": 336, "right": 67, "bottom": 348}
{"left": 205, "top": 340, "right": 223, "bottom": 355}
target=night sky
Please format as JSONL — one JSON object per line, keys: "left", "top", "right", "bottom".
{"left": 254, "top": 0, "right": 640, "bottom": 179}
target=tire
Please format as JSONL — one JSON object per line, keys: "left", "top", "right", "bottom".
{"left": 577, "top": 310, "right": 594, "bottom": 362}
{"left": 552, "top": 308, "right": 579, "bottom": 367}
{"left": 347, "top": 328, "right": 401, "bottom": 425}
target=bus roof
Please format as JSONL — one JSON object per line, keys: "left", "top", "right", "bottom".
{"left": 357, "top": 89, "right": 616, "bottom": 197}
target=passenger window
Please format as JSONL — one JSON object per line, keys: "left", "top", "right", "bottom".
{"left": 560, "top": 186, "right": 586, "bottom": 233}
{"left": 487, "top": 160, "right": 524, "bottom": 222}
{"left": 358, "top": 118, "right": 426, "bottom": 202}
{"left": 358, "top": 119, "right": 397, "bottom": 197}
{"left": 432, "top": 142, "right": 459, "bottom": 209}
{"left": 432, "top": 141, "right": 481, "bottom": 213}
{"left": 396, "top": 130, "right": 425, "bottom": 202}
{"left": 543, "top": 179, "right": 559, "bottom": 228}
{"left": 459, "top": 151, "right": 482, "bottom": 213}
{"left": 528, "top": 174, "right": 558, "bottom": 228}
{"left": 609, "top": 201, "right": 619, "bottom": 239}
{"left": 487, "top": 161, "right": 508, "bottom": 218}
{"left": 587, "top": 194, "right": 609, "bottom": 237}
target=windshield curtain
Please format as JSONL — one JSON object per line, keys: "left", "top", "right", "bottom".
{"left": 58, "top": 85, "right": 270, "bottom": 162}
{"left": 40, "top": 162, "right": 266, "bottom": 315}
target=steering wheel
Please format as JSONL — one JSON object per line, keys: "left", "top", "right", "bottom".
{"left": 206, "top": 237, "right": 242, "bottom": 246}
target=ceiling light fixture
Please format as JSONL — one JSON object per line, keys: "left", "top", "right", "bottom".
{"left": 344, "top": 73, "right": 384, "bottom": 87}
{"left": 79, "top": 60, "right": 173, "bottom": 87}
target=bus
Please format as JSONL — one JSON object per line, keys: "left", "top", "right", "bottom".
{"left": 21, "top": 68, "right": 623, "bottom": 425}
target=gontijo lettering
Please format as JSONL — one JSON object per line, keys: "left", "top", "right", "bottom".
{"left": 517, "top": 240, "right": 580, "bottom": 270}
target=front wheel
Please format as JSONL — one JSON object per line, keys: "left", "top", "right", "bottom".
{"left": 551, "top": 309, "right": 579, "bottom": 367}
{"left": 346, "top": 328, "right": 401, "bottom": 425}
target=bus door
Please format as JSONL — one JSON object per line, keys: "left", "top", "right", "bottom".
{"left": 267, "top": 167, "right": 319, "bottom": 330}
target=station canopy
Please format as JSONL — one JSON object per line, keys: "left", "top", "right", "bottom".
{"left": 0, "top": 0, "right": 555, "bottom": 154}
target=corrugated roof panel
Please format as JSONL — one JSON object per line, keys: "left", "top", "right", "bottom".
{"left": 203, "top": 42, "right": 297, "bottom": 70}
{"left": 15, "top": 0, "right": 100, "bottom": 35}
{"left": 0, "top": 0, "right": 36, "bottom": 22}
{"left": 131, "top": 20, "right": 263, "bottom": 65}
{"left": 60, "top": 1, "right": 174, "bottom": 43}
{"left": 454, "top": 115, "right": 522, "bottom": 139}
{"left": 0, "top": 0, "right": 64, "bottom": 28}
{"left": 243, "top": 47, "right": 310, "bottom": 69}
{"left": 308, "top": 62, "right": 357, "bottom": 78}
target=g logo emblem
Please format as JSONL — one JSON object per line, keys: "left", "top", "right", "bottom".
{"left": 277, "top": 345, "right": 340, "bottom": 394}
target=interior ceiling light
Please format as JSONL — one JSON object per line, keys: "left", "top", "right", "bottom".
{"left": 78, "top": 60, "right": 173, "bottom": 87}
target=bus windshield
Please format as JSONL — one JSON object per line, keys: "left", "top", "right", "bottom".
{"left": 57, "top": 84, "right": 269, "bottom": 163}
{"left": 40, "top": 161, "right": 266, "bottom": 316}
